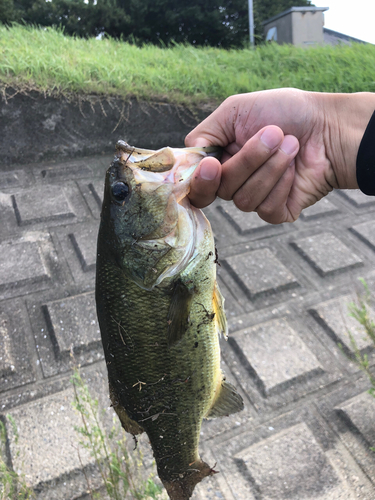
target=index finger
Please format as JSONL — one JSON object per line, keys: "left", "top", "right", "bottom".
{"left": 185, "top": 97, "right": 238, "bottom": 148}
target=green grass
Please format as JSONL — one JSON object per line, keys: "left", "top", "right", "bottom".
{"left": 1, "top": 24, "right": 375, "bottom": 104}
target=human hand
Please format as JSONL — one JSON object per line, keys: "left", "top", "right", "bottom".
{"left": 186, "top": 88, "right": 373, "bottom": 223}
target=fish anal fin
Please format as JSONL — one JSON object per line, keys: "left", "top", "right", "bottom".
{"left": 167, "top": 279, "right": 194, "bottom": 346}
{"left": 213, "top": 282, "right": 228, "bottom": 340}
{"left": 206, "top": 379, "right": 244, "bottom": 419}
{"left": 109, "top": 384, "right": 144, "bottom": 436}
{"left": 134, "top": 148, "right": 175, "bottom": 172}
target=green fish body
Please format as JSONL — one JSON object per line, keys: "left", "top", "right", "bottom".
{"left": 96, "top": 142, "right": 243, "bottom": 500}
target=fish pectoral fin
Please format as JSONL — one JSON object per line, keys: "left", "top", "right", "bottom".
{"left": 134, "top": 148, "right": 175, "bottom": 172}
{"left": 206, "top": 380, "right": 244, "bottom": 419}
{"left": 213, "top": 282, "right": 228, "bottom": 340}
{"left": 167, "top": 279, "right": 194, "bottom": 346}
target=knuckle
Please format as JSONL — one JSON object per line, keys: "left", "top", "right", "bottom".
{"left": 257, "top": 203, "right": 280, "bottom": 224}
{"left": 223, "top": 94, "right": 236, "bottom": 107}
{"left": 218, "top": 179, "right": 234, "bottom": 201}
{"left": 233, "top": 191, "right": 254, "bottom": 213}
{"left": 185, "top": 131, "right": 193, "bottom": 143}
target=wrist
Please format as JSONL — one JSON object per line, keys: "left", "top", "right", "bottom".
{"left": 318, "top": 92, "right": 375, "bottom": 189}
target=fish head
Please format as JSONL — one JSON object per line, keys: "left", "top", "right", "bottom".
{"left": 99, "top": 142, "right": 221, "bottom": 289}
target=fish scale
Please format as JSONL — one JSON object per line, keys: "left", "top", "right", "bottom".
{"left": 96, "top": 143, "right": 243, "bottom": 499}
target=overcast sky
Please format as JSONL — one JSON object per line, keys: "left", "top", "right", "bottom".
{"left": 313, "top": 0, "right": 375, "bottom": 44}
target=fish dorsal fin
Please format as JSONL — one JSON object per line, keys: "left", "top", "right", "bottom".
{"left": 134, "top": 148, "right": 175, "bottom": 172}
{"left": 206, "top": 379, "right": 244, "bottom": 419}
{"left": 213, "top": 282, "right": 228, "bottom": 340}
{"left": 167, "top": 280, "right": 194, "bottom": 346}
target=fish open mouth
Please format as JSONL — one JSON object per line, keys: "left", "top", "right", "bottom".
{"left": 114, "top": 142, "right": 221, "bottom": 289}
{"left": 116, "top": 140, "right": 221, "bottom": 201}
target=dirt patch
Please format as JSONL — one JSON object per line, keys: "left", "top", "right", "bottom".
{"left": 0, "top": 90, "right": 216, "bottom": 167}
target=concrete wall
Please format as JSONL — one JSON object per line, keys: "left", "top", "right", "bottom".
{"left": 263, "top": 8, "right": 326, "bottom": 47}
{"left": 292, "top": 11, "right": 325, "bottom": 46}
{"left": 0, "top": 91, "right": 212, "bottom": 166}
{"left": 264, "top": 15, "right": 293, "bottom": 45}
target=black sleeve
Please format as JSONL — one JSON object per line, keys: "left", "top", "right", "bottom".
{"left": 356, "top": 111, "right": 375, "bottom": 196}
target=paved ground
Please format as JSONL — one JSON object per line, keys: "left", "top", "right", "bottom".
{"left": 0, "top": 153, "right": 375, "bottom": 499}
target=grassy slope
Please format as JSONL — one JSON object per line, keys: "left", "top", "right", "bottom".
{"left": 1, "top": 25, "right": 375, "bottom": 105}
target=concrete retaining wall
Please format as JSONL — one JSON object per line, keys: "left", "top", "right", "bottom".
{"left": 0, "top": 90, "right": 214, "bottom": 167}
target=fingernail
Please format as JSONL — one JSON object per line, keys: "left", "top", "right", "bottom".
{"left": 200, "top": 160, "right": 218, "bottom": 181}
{"left": 280, "top": 136, "right": 298, "bottom": 155}
{"left": 260, "top": 128, "right": 282, "bottom": 150}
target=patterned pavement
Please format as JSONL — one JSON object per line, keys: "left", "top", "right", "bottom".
{"left": 0, "top": 154, "right": 375, "bottom": 499}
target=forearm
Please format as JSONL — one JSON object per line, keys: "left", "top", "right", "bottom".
{"left": 316, "top": 92, "right": 375, "bottom": 189}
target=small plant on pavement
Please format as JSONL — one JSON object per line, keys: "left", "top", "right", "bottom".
{"left": 346, "top": 278, "right": 375, "bottom": 396}
{"left": 0, "top": 415, "right": 35, "bottom": 500}
{"left": 71, "top": 368, "right": 165, "bottom": 499}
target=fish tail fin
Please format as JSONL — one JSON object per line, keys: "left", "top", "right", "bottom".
{"left": 162, "top": 460, "right": 218, "bottom": 500}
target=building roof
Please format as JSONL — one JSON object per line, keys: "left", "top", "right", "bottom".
{"left": 323, "top": 27, "right": 369, "bottom": 45}
{"left": 262, "top": 6, "right": 329, "bottom": 26}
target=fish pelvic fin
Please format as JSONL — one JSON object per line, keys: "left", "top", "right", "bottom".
{"left": 205, "top": 379, "right": 244, "bottom": 419}
{"left": 109, "top": 383, "right": 144, "bottom": 436}
{"left": 162, "top": 459, "right": 217, "bottom": 500}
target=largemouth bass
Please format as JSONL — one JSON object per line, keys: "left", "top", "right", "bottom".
{"left": 96, "top": 141, "right": 244, "bottom": 500}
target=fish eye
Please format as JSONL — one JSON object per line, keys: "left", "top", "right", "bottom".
{"left": 112, "top": 182, "right": 130, "bottom": 203}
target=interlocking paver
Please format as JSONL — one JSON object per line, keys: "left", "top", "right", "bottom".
{"left": 336, "top": 391, "right": 375, "bottom": 446}
{"left": 12, "top": 187, "right": 75, "bottom": 226}
{"left": 68, "top": 223, "right": 98, "bottom": 272}
{"left": 299, "top": 196, "right": 339, "bottom": 220}
{"left": 0, "top": 147, "right": 374, "bottom": 500}
{"left": 0, "top": 168, "right": 33, "bottom": 189}
{"left": 29, "top": 290, "right": 104, "bottom": 378}
{"left": 44, "top": 292, "right": 101, "bottom": 358}
{"left": 0, "top": 239, "right": 49, "bottom": 290}
{"left": 0, "top": 303, "right": 36, "bottom": 393}
{"left": 0, "top": 312, "right": 15, "bottom": 377}
{"left": 229, "top": 319, "right": 323, "bottom": 396}
{"left": 223, "top": 248, "right": 298, "bottom": 299}
{"left": 351, "top": 220, "right": 375, "bottom": 251}
{"left": 310, "top": 294, "right": 374, "bottom": 355}
{"left": 291, "top": 232, "right": 363, "bottom": 276}
{"left": 338, "top": 189, "right": 375, "bottom": 207}
{"left": 77, "top": 178, "right": 104, "bottom": 219}
{"left": 5, "top": 388, "right": 94, "bottom": 486}
{"left": 217, "top": 202, "right": 269, "bottom": 234}
{"left": 34, "top": 161, "right": 93, "bottom": 181}
{"left": 234, "top": 423, "right": 347, "bottom": 499}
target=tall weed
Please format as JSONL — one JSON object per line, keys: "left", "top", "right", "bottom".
{"left": 71, "top": 369, "right": 164, "bottom": 499}
{"left": 347, "top": 279, "right": 375, "bottom": 397}
{"left": 0, "top": 416, "right": 35, "bottom": 500}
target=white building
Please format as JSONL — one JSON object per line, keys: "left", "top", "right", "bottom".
{"left": 263, "top": 6, "right": 369, "bottom": 46}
